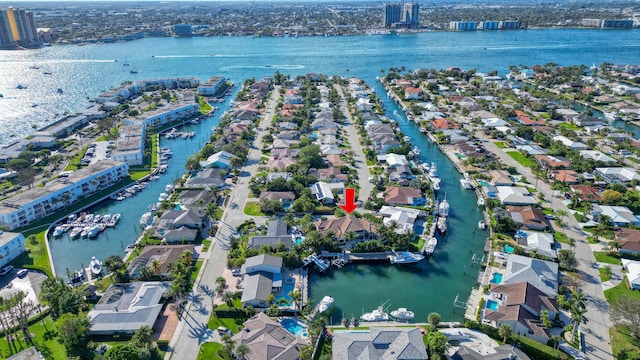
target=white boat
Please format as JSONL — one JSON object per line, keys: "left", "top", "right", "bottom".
{"left": 165, "top": 184, "right": 174, "bottom": 192}
{"left": 437, "top": 217, "right": 448, "bottom": 233}
{"left": 53, "top": 226, "right": 64, "bottom": 237}
{"left": 158, "top": 193, "right": 169, "bottom": 201}
{"left": 88, "top": 226, "right": 100, "bottom": 239}
{"left": 403, "top": 136, "right": 411, "bottom": 142}
{"left": 389, "top": 251, "right": 425, "bottom": 264}
{"left": 112, "top": 213, "right": 121, "bottom": 224}
{"left": 390, "top": 308, "right": 415, "bottom": 321}
{"left": 438, "top": 198, "right": 450, "bottom": 217}
{"left": 102, "top": 214, "right": 111, "bottom": 223}
{"left": 477, "top": 197, "right": 485, "bottom": 206}
{"left": 423, "top": 237, "right": 438, "bottom": 255}
{"left": 428, "top": 162, "right": 438, "bottom": 178}
{"left": 431, "top": 178, "right": 441, "bottom": 191}
{"left": 318, "top": 296, "right": 334, "bottom": 313}
{"left": 140, "top": 212, "right": 152, "bottom": 226}
{"left": 83, "top": 214, "right": 93, "bottom": 223}
{"left": 412, "top": 146, "right": 421, "bottom": 156}
{"left": 80, "top": 226, "right": 91, "bottom": 238}
{"left": 361, "top": 304, "right": 389, "bottom": 322}
{"left": 94, "top": 214, "right": 103, "bottom": 223}
{"left": 460, "top": 178, "right": 473, "bottom": 190}
{"left": 420, "top": 162, "right": 430, "bottom": 173}
{"left": 89, "top": 256, "right": 102, "bottom": 275}
{"left": 478, "top": 220, "right": 486, "bottom": 230}
{"left": 70, "top": 227, "right": 82, "bottom": 239}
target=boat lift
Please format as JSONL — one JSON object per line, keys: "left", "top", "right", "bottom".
{"left": 453, "top": 293, "right": 468, "bottom": 310}
{"left": 471, "top": 253, "right": 485, "bottom": 266}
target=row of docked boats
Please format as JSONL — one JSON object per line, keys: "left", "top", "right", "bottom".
{"left": 165, "top": 127, "right": 196, "bottom": 140}
{"left": 113, "top": 182, "right": 147, "bottom": 201}
{"left": 436, "top": 196, "right": 450, "bottom": 234}
{"left": 53, "top": 213, "right": 121, "bottom": 239}
{"left": 360, "top": 301, "right": 415, "bottom": 322}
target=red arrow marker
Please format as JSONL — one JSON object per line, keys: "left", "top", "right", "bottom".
{"left": 340, "top": 188, "right": 358, "bottom": 214}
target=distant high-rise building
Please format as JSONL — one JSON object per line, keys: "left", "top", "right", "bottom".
{"left": 401, "top": 2, "right": 420, "bottom": 29}
{"left": 0, "top": 7, "right": 40, "bottom": 49}
{"left": 382, "top": 2, "right": 419, "bottom": 29}
{"left": 499, "top": 20, "right": 520, "bottom": 29}
{"left": 174, "top": 23, "right": 193, "bottom": 37}
{"left": 382, "top": 3, "right": 401, "bottom": 28}
{"left": 449, "top": 21, "right": 478, "bottom": 31}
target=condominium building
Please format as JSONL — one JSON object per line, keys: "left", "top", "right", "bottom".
{"left": 0, "top": 161, "right": 129, "bottom": 230}
{"left": 0, "top": 231, "right": 26, "bottom": 269}
{"left": 450, "top": 21, "right": 478, "bottom": 31}
{"left": 137, "top": 102, "right": 199, "bottom": 127}
{"left": 0, "top": 7, "right": 40, "bottom": 49}
{"left": 382, "top": 3, "right": 401, "bottom": 28}
{"left": 401, "top": 2, "right": 419, "bottom": 29}
{"left": 174, "top": 24, "right": 192, "bottom": 37}
{"left": 197, "top": 76, "right": 226, "bottom": 96}
{"left": 113, "top": 124, "right": 146, "bottom": 166}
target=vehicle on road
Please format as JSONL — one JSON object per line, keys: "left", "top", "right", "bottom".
{"left": 17, "top": 269, "right": 28, "bottom": 278}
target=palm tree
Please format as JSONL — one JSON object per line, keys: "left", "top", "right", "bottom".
{"left": 609, "top": 241, "right": 620, "bottom": 255}
{"left": 569, "top": 289, "right": 586, "bottom": 311}
{"left": 427, "top": 312, "right": 441, "bottom": 332}
{"left": 498, "top": 324, "right": 513, "bottom": 343}
{"left": 235, "top": 343, "right": 251, "bottom": 360}
{"left": 150, "top": 259, "right": 161, "bottom": 274}
{"left": 132, "top": 325, "right": 154, "bottom": 349}
{"left": 289, "top": 289, "right": 302, "bottom": 313}
{"left": 570, "top": 305, "right": 588, "bottom": 343}
{"left": 222, "top": 291, "right": 234, "bottom": 306}
{"left": 222, "top": 333, "right": 235, "bottom": 356}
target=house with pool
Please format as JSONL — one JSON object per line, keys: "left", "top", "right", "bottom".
{"left": 240, "top": 254, "right": 301, "bottom": 309}
{"left": 231, "top": 313, "right": 308, "bottom": 360}
{"left": 482, "top": 281, "right": 558, "bottom": 344}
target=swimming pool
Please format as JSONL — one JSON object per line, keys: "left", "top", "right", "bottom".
{"left": 486, "top": 300, "right": 500, "bottom": 311}
{"left": 478, "top": 180, "right": 490, "bottom": 187}
{"left": 294, "top": 236, "right": 304, "bottom": 245}
{"left": 281, "top": 318, "right": 308, "bottom": 337}
{"left": 276, "top": 281, "right": 295, "bottom": 304}
{"left": 489, "top": 272, "right": 503, "bottom": 284}
{"left": 503, "top": 245, "right": 515, "bottom": 253}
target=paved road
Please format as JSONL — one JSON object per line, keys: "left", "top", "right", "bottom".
{"left": 334, "top": 84, "right": 373, "bottom": 205}
{"left": 166, "top": 88, "right": 281, "bottom": 360}
{"left": 481, "top": 139, "right": 613, "bottom": 360}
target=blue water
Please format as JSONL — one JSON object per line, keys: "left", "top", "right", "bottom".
{"left": 486, "top": 299, "right": 500, "bottom": 311}
{"left": 281, "top": 318, "right": 307, "bottom": 337}
{"left": 0, "top": 29, "right": 635, "bottom": 291}
{"left": 277, "top": 282, "right": 296, "bottom": 304}
{"left": 504, "top": 245, "right": 515, "bottom": 253}
{"left": 478, "top": 180, "right": 490, "bottom": 187}
{"left": 490, "top": 272, "right": 503, "bottom": 284}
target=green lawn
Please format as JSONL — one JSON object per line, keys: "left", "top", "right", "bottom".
{"left": 130, "top": 170, "right": 151, "bottom": 181}
{"left": 202, "top": 239, "right": 212, "bottom": 252}
{"left": 244, "top": 201, "right": 265, "bottom": 216}
{"left": 594, "top": 251, "right": 622, "bottom": 266}
{"left": 599, "top": 267, "right": 612, "bottom": 282}
{"left": 64, "top": 146, "right": 88, "bottom": 171}
{"left": 191, "top": 260, "right": 204, "bottom": 281}
{"left": 559, "top": 122, "right": 580, "bottom": 130}
{"left": 197, "top": 96, "right": 213, "bottom": 115}
{"left": 494, "top": 141, "right": 507, "bottom": 149}
{"left": 13, "top": 230, "right": 51, "bottom": 276}
{"left": 604, "top": 276, "right": 640, "bottom": 304}
{"left": 0, "top": 315, "right": 67, "bottom": 360}
{"left": 506, "top": 151, "right": 533, "bottom": 167}
{"left": 553, "top": 231, "right": 570, "bottom": 244}
{"left": 197, "top": 342, "right": 227, "bottom": 360}
{"left": 610, "top": 325, "right": 640, "bottom": 359}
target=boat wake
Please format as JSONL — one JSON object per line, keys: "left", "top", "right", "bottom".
{"left": 219, "top": 64, "right": 306, "bottom": 70}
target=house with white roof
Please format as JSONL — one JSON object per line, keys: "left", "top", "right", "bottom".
{"left": 515, "top": 145, "right": 547, "bottom": 156}
{"left": 591, "top": 205, "right": 640, "bottom": 226}
{"left": 515, "top": 230, "right": 556, "bottom": 258}
{"left": 552, "top": 135, "right": 588, "bottom": 150}
{"left": 622, "top": 259, "right": 640, "bottom": 290}
{"left": 496, "top": 186, "right": 538, "bottom": 205}
{"left": 199, "top": 151, "right": 237, "bottom": 169}
{"left": 377, "top": 153, "right": 409, "bottom": 168}
{"left": 596, "top": 167, "right": 640, "bottom": 185}
{"left": 311, "top": 181, "right": 335, "bottom": 204}
{"left": 579, "top": 150, "right": 616, "bottom": 164}
{"left": 481, "top": 118, "right": 509, "bottom": 128}
{"left": 88, "top": 282, "right": 169, "bottom": 335}
{"left": 378, "top": 206, "right": 420, "bottom": 234}
{"left": 503, "top": 254, "right": 558, "bottom": 297}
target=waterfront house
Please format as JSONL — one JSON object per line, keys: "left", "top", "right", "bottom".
{"left": 155, "top": 210, "right": 205, "bottom": 242}
{"left": 616, "top": 228, "right": 640, "bottom": 257}
{"left": 503, "top": 255, "right": 558, "bottom": 297}
{"left": 199, "top": 151, "right": 237, "bottom": 169}
{"left": 431, "top": 118, "right": 460, "bottom": 130}
{"left": 378, "top": 206, "right": 421, "bottom": 234}
{"left": 332, "top": 327, "right": 428, "bottom": 360}
{"left": 87, "top": 282, "right": 169, "bottom": 335}
{"left": 231, "top": 313, "right": 307, "bottom": 360}
{"left": 488, "top": 170, "right": 514, "bottom": 186}
{"left": 371, "top": 134, "right": 400, "bottom": 154}
{"left": 515, "top": 230, "right": 556, "bottom": 259}
{"left": 595, "top": 167, "right": 640, "bottom": 185}
{"left": 240, "top": 255, "right": 283, "bottom": 308}
{"left": 0, "top": 161, "right": 128, "bottom": 230}
{"left": 385, "top": 186, "right": 425, "bottom": 206}
{"left": 591, "top": 205, "right": 640, "bottom": 227}
{"left": 177, "top": 190, "right": 217, "bottom": 213}
{"left": 184, "top": 168, "right": 227, "bottom": 189}
{"left": 507, "top": 206, "right": 549, "bottom": 231}
{"left": 622, "top": 260, "right": 640, "bottom": 290}
{"left": 484, "top": 281, "right": 558, "bottom": 344}
{"left": 452, "top": 344, "right": 531, "bottom": 360}
{"left": 247, "top": 219, "right": 292, "bottom": 250}
{"left": 377, "top": 153, "right": 409, "bottom": 168}
{"left": 496, "top": 186, "right": 538, "bottom": 206}
{"left": 315, "top": 215, "right": 378, "bottom": 245}
{"left": 515, "top": 144, "right": 547, "bottom": 156}
{"left": 388, "top": 165, "right": 414, "bottom": 183}
{"left": 127, "top": 245, "right": 194, "bottom": 279}
{"left": 552, "top": 135, "right": 588, "bottom": 150}
{"left": 534, "top": 155, "right": 571, "bottom": 170}
{"left": 405, "top": 87, "right": 423, "bottom": 100}
{"left": 0, "top": 231, "right": 26, "bottom": 269}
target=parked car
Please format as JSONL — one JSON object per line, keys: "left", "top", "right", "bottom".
{"left": 17, "top": 269, "right": 28, "bottom": 278}
{"left": 0, "top": 265, "right": 14, "bottom": 276}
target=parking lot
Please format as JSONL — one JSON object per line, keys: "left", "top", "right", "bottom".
{"left": 82, "top": 141, "right": 113, "bottom": 165}
{"left": 0, "top": 269, "right": 47, "bottom": 308}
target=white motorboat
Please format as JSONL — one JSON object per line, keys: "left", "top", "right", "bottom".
{"left": 438, "top": 198, "right": 450, "bottom": 217}
{"left": 318, "top": 296, "right": 334, "bottom": 313}
{"left": 431, "top": 178, "right": 441, "bottom": 191}
{"left": 390, "top": 308, "right": 415, "bottom": 321}
{"left": 94, "top": 214, "right": 103, "bottom": 223}
{"left": 89, "top": 256, "right": 102, "bottom": 275}
{"left": 477, "top": 197, "right": 485, "bottom": 206}
{"left": 460, "top": 178, "right": 473, "bottom": 190}
{"left": 428, "top": 162, "right": 438, "bottom": 178}
{"left": 437, "top": 217, "right": 448, "bottom": 233}
{"left": 478, "top": 220, "right": 486, "bottom": 230}
{"left": 70, "top": 227, "right": 82, "bottom": 239}
{"left": 88, "top": 226, "right": 100, "bottom": 239}
{"left": 158, "top": 193, "right": 169, "bottom": 201}
{"left": 389, "top": 251, "right": 425, "bottom": 264}
{"left": 102, "top": 214, "right": 111, "bottom": 223}
{"left": 420, "top": 162, "right": 430, "bottom": 173}
{"left": 412, "top": 146, "right": 421, "bottom": 156}
{"left": 112, "top": 213, "right": 121, "bottom": 224}
{"left": 80, "top": 226, "right": 91, "bottom": 238}
{"left": 423, "top": 237, "right": 438, "bottom": 255}
{"left": 403, "top": 136, "right": 411, "bottom": 142}
{"left": 361, "top": 305, "right": 389, "bottom": 322}
{"left": 53, "top": 226, "right": 64, "bottom": 238}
